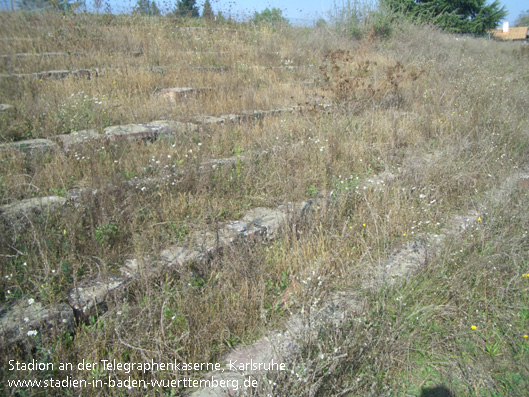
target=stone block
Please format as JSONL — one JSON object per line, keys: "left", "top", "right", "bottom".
{"left": 104, "top": 124, "right": 156, "bottom": 142}
{"left": 0, "top": 300, "right": 74, "bottom": 344}
{"left": 142, "top": 120, "right": 199, "bottom": 140}
{"left": 159, "top": 87, "right": 196, "bottom": 102}
{"left": 0, "top": 103, "right": 13, "bottom": 112}
{"left": 0, "top": 139, "right": 58, "bottom": 155}
{"left": 1, "top": 196, "right": 67, "bottom": 232}
{"left": 68, "top": 275, "right": 129, "bottom": 318}
{"left": 55, "top": 129, "right": 100, "bottom": 150}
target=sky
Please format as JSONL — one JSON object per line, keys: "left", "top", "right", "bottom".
{"left": 95, "top": 0, "right": 526, "bottom": 26}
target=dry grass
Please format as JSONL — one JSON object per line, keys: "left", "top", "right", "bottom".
{"left": 1, "top": 9, "right": 529, "bottom": 397}
{"left": 1, "top": 12, "right": 326, "bottom": 141}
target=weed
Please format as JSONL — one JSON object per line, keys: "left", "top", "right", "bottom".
{"left": 95, "top": 222, "right": 119, "bottom": 247}
{"left": 1, "top": 8, "right": 529, "bottom": 397}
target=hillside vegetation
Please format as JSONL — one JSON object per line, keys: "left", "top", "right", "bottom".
{"left": 1, "top": 10, "right": 529, "bottom": 396}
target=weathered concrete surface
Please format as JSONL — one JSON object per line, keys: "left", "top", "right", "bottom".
{"left": 0, "top": 51, "right": 83, "bottom": 59}
{"left": 142, "top": 120, "right": 199, "bottom": 140}
{"left": 0, "top": 300, "right": 74, "bottom": 343}
{"left": 0, "top": 146, "right": 284, "bottom": 236}
{"left": 382, "top": 239, "right": 429, "bottom": 283}
{"left": 199, "top": 156, "right": 242, "bottom": 169}
{"left": 354, "top": 171, "right": 397, "bottom": 192}
{"left": 0, "top": 103, "right": 13, "bottom": 112}
{"left": 68, "top": 274, "right": 130, "bottom": 318}
{"left": 160, "top": 87, "right": 195, "bottom": 99}
{"left": 71, "top": 202, "right": 311, "bottom": 321}
{"left": 188, "top": 290, "right": 362, "bottom": 397}
{"left": 187, "top": 234, "right": 430, "bottom": 396}
{"left": 1, "top": 68, "right": 94, "bottom": 80}
{"left": 188, "top": 201, "right": 488, "bottom": 396}
{"left": 448, "top": 211, "right": 480, "bottom": 234}
{"left": 0, "top": 138, "right": 58, "bottom": 155}
{"left": 241, "top": 206, "right": 292, "bottom": 238}
{"left": 104, "top": 124, "right": 155, "bottom": 142}
{"left": 487, "top": 171, "right": 529, "bottom": 207}
{"left": 55, "top": 120, "right": 197, "bottom": 149}
{"left": 104, "top": 121, "right": 200, "bottom": 143}
{"left": 160, "top": 203, "right": 309, "bottom": 271}
{"left": 219, "top": 113, "right": 242, "bottom": 123}
{"left": 240, "top": 107, "right": 303, "bottom": 121}
{"left": 55, "top": 129, "right": 100, "bottom": 150}
{"left": 159, "top": 87, "right": 214, "bottom": 102}
{"left": 0, "top": 196, "right": 67, "bottom": 231}
{"left": 193, "top": 115, "right": 226, "bottom": 125}
{"left": 3, "top": 104, "right": 310, "bottom": 159}
{"left": 192, "top": 106, "right": 304, "bottom": 126}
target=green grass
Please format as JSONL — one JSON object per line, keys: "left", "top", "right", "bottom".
{"left": 1, "top": 7, "right": 529, "bottom": 397}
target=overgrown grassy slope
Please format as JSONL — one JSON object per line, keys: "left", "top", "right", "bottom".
{"left": 1, "top": 11, "right": 528, "bottom": 396}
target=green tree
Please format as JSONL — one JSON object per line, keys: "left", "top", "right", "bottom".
{"left": 382, "top": 0, "right": 507, "bottom": 34}
{"left": 133, "top": 0, "right": 161, "bottom": 16}
{"left": 252, "top": 7, "right": 289, "bottom": 26}
{"left": 202, "top": 0, "right": 214, "bottom": 19}
{"left": 174, "top": 0, "right": 199, "bottom": 18}
{"left": 215, "top": 10, "right": 228, "bottom": 22}
{"left": 514, "top": 10, "right": 529, "bottom": 27}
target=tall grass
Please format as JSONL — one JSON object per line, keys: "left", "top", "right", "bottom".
{"left": 1, "top": 6, "right": 529, "bottom": 396}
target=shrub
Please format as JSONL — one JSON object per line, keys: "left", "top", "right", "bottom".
{"left": 252, "top": 7, "right": 289, "bottom": 27}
